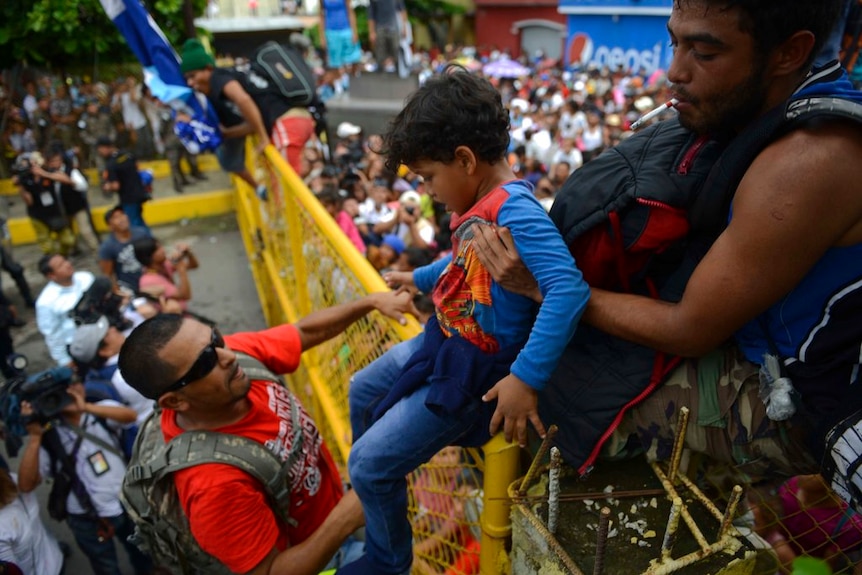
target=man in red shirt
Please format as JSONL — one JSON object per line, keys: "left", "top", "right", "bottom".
{"left": 118, "top": 290, "right": 414, "bottom": 574}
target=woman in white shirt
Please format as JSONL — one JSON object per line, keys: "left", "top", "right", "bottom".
{"left": 0, "top": 468, "right": 64, "bottom": 575}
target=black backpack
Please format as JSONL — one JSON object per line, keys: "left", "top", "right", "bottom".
{"left": 244, "top": 41, "right": 316, "bottom": 108}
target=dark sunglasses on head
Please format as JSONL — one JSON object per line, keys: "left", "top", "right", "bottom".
{"left": 162, "top": 328, "right": 225, "bottom": 395}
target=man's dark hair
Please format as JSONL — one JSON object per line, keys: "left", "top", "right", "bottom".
{"left": 381, "top": 65, "right": 510, "bottom": 173}
{"left": 38, "top": 253, "right": 58, "bottom": 276}
{"left": 403, "top": 246, "right": 435, "bottom": 269}
{"left": 316, "top": 183, "right": 346, "bottom": 206}
{"left": 104, "top": 205, "right": 125, "bottom": 225}
{"left": 118, "top": 313, "right": 185, "bottom": 400}
{"left": 132, "top": 236, "right": 159, "bottom": 268}
{"left": 678, "top": 0, "right": 843, "bottom": 69}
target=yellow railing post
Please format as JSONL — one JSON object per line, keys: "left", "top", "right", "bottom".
{"left": 481, "top": 434, "right": 521, "bottom": 575}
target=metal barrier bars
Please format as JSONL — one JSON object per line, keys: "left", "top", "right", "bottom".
{"left": 234, "top": 143, "right": 521, "bottom": 574}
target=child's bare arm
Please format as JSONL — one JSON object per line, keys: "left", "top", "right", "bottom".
{"left": 483, "top": 374, "right": 546, "bottom": 447}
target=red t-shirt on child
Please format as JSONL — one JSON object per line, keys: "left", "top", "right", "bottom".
{"left": 161, "top": 324, "right": 344, "bottom": 573}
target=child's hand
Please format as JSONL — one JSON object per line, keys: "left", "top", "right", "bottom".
{"left": 483, "top": 374, "right": 546, "bottom": 447}
{"left": 382, "top": 270, "right": 414, "bottom": 290}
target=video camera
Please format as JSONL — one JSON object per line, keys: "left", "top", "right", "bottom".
{"left": 11, "top": 152, "right": 43, "bottom": 184}
{"left": 0, "top": 357, "right": 75, "bottom": 457}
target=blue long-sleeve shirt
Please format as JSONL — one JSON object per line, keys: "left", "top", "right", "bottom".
{"left": 414, "top": 180, "right": 589, "bottom": 390}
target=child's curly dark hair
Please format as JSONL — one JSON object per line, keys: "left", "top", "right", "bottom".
{"left": 381, "top": 65, "right": 511, "bottom": 173}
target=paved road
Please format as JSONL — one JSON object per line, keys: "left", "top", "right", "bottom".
{"left": 3, "top": 212, "right": 266, "bottom": 574}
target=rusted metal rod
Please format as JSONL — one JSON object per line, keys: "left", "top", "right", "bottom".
{"left": 518, "top": 424, "right": 559, "bottom": 496}
{"left": 548, "top": 447, "right": 561, "bottom": 534}
{"left": 718, "top": 485, "right": 744, "bottom": 539}
{"left": 489, "top": 488, "right": 667, "bottom": 503}
{"left": 661, "top": 497, "right": 683, "bottom": 561}
{"left": 594, "top": 506, "right": 612, "bottom": 575}
{"left": 668, "top": 406, "right": 690, "bottom": 483}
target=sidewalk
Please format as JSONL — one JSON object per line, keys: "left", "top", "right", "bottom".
{"left": 0, "top": 154, "right": 236, "bottom": 245}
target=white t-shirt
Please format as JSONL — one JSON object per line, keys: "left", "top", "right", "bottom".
{"left": 38, "top": 407, "right": 128, "bottom": 518}
{"left": 0, "top": 474, "right": 64, "bottom": 575}
{"left": 108, "top": 355, "right": 155, "bottom": 427}
{"left": 396, "top": 218, "right": 436, "bottom": 248}
{"left": 551, "top": 148, "right": 584, "bottom": 172}
{"left": 358, "top": 198, "right": 396, "bottom": 225}
{"left": 35, "top": 271, "right": 96, "bottom": 366}
{"left": 120, "top": 90, "right": 148, "bottom": 130}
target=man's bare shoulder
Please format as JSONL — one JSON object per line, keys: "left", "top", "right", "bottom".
{"left": 735, "top": 119, "right": 862, "bottom": 245}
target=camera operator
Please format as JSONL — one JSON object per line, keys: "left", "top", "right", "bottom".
{"left": 15, "top": 377, "right": 153, "bottom": 575}
{"left": 392, "top": 190, "right": 435, "bottom": 251}
{"left": 12, "top": 151, "right": 75, "bottom": 257}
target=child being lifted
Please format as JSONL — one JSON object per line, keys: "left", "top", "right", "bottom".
{"left": 341, "top": 66, "right": 590, "bottom": 575}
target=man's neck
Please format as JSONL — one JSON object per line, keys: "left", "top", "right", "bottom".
{"left": 175, "top": 399, "right": 252, "bottom": 431}
{"left": 114, "top": 229, "right": 132, "bottom": 242}
{"left": 53, "top": 277, "right": 74, "bottom": 288}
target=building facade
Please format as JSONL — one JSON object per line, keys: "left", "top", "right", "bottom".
{"left": 474, "top": 0, "right": 566, "bottom": 60}
{"left": 559, "top": 0, "right": 673, "bottom": 74}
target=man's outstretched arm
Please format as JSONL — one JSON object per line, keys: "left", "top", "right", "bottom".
{"left": 295, "top": 290, "right": 414, "bottom": 351}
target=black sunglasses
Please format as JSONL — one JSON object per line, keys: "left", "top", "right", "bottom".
{"left": 163, "top": 328, "right": 225, "bottom": 395}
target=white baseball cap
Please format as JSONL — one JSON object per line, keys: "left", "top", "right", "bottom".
{"left": 336, "top": 122, "right": 362, "bottom": 139}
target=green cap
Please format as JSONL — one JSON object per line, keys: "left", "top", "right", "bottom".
{"left": 180, "top": 38, "right": 215, "bottom": 74}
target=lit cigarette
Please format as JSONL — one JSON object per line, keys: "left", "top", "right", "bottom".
{"left": 630, "top": 98, "right": 679, "bottom": 131}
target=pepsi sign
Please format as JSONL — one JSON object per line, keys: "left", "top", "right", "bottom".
{"left": 564, "top": 14, "right": 673, "bottom": 75}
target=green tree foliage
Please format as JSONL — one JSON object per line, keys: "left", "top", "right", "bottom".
{"left": 0, "top": 0, "right": 206, "bottom": 70}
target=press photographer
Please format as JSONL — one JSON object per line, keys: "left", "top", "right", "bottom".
{"left": 14, "top": 367, "right": 153, "bottom": 575}
{"left": 12, "top": 149, "right": 83, "bottom": 257}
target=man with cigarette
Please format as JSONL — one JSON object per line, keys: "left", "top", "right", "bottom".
{"left": 472, "top": 0, "right": 862, "bottom": 502}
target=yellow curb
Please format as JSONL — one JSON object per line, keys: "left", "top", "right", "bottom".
{"left": 0, "top": 154, "right": 221, "bottom": 196}
{"left": 7, "top": 189, "right": 235, "bottom": 246}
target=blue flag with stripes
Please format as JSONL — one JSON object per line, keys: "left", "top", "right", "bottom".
{"left": 99, "top": 0, "right": 221, "bottom": 152}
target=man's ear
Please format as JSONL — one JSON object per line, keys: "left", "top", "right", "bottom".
{"left": 454, "top": 145, "right": 477, "bottom": 174}
{"left": 770, "top": 30, "right": 816, "bottom": 78}
{"left": 158, "top": 392, "right": 187, "bottom": 412}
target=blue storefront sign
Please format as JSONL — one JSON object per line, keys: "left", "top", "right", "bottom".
{"left": 559, "top": 0, "right": 673, "bottom": 75}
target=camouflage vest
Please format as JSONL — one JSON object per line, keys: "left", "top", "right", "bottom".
{"left": 120, "top": 353, "right": 303, "bottom": 574}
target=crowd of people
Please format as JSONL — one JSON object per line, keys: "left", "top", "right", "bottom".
{"left": 1, "top": 0, "right": 862, "bottom": 574}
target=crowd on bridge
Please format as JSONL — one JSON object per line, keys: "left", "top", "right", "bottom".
{"left": 4, "top": 1, "right": 862, "bottom": 574}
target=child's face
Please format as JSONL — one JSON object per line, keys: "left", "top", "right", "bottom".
{"left": 343, "top": 198, "right": 359, "bottom": 217}
{"left": 392, "top": 251, "right": 412, "bottom": 271}
{"left": 379, "top": 244, "right": 396, "bottom": 262}
{"left": 408, "top": 158, "right": 471, "bottom": 215}
{"left": 322, "top": 201, "right": 339, "bottom": 218}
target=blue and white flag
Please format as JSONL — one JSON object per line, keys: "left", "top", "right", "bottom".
{"left": 99, "top": 0, "right": 222, "bottom": 152}
{"left": 99, "top": 0, "right": 189, "bottom": 102}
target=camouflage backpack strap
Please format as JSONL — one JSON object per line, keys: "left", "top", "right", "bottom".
{"left": 233, "top": 351, "right": 306, "bottom": 508}
{"left": 234, "top": 352, "right": 284, "bottom": 385}
{"left": 128, "top": 427, "right": 293, "bottom": 513}
{"left": 121, "top": 410, "right": 231, "bottom": 575}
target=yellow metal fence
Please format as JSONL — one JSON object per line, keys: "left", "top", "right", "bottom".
{"left": 234, "top": 145, "right": 521, "bottom": 574}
